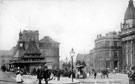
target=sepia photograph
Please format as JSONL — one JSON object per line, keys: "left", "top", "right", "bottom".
{"left": 0, "top": 0, "right": 135, "bottom": 84}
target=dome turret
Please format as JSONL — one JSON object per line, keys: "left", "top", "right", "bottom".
{"left": 124, "top": 0, "right": 135, "bottom": 20}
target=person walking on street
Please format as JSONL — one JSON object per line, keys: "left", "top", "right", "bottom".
{"left": 1, "top": 64, "right": 6, "bottom": 72}
{"left": 57, "top": 68, "right": 61, "bottom": 81}
{"left": 16, "top": 67, "right": 23, "bottom": 83}
{"left": 129, "top": 66, "right": 135, "bottom": 84}
{"left": 43, "top": 66, "right": 50, "bottom": 84}
{"left": 92, "top": 69, "right": 97, "bottom": 79}
{"left": 37, "top": 65, "right": 43, "bottom": 84}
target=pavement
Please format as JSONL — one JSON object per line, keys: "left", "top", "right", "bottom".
{"left": 0, "top": 71, "right": 130, "bottom": 84}
{"left": 0, "top": 71, "right": 17, "bottom": 84}
{"left": 79, "top": 73, "right": 129, "bottom": 84}
{"left": 10, "top": 73, "right": 80, "bottom": 84}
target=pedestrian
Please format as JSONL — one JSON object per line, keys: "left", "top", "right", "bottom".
{"left": 113, "top": 69, "right": 116, "bottom": 74}
{"left": 101, "top": 69, "right": 109, "bottom": 78}
{"left": 49, "top": 72, "right": 55, "bottom": 80}
{"left": 43, "top": 66, "right": 51, "bottom": 84}
{"left": 129, "top": 66, "right": 135, "bottom": 84}
{"left": 56, "top": 68, "right": 61, "bottom": 81}
{"left": 37, "top": 65, "right": 43, "bottom": 84}
{"left": 93, "top": 70, "right": 97, "bottom": 79}
{"left": 16, "top": 67, "right": 23, "bottom": 83}
{"left": 1, "top": 64, "right": 6, "bottom": 72}
{"left": 127, "top": 70, "right": 132, "bottom": 77}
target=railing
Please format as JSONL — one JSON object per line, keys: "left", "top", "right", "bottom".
{"left": 121, "top": 28, "right": 135, "bottom": 35}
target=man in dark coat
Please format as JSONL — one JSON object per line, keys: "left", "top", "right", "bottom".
{"left": 101, "top": 69, "right": 109, "bottom": 78}
{"left": 43, "top": 66, "right": 50, "bottom": 84}
{"left": 37, "top": 65, "right": 43, "bottom": 84}
{"left": 129, "top": 66, "right": 135, "bottom": 84}
{"left": 1, "top": 65, "right": 6, "bottom": 72}
{"left": 57, "top": 68, "right": 61, "bottom": 81}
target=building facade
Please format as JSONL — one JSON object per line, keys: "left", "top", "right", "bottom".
{"left": 76, "top": 0, "right": 135, "bottom": 72}
{"left": 94, "top": 32, "right": 122, "bottom": 72}
{"left": 121, "top": 0, "right": 135, "bottom": 71}
{"left": 10, "top": 30, "right": 60, "bottom": 72}
{"left": 39, "top": 36, "right": 60, "bottom": 69}
{"left": 0, "top": 48, "right": 15, "bottom": 68}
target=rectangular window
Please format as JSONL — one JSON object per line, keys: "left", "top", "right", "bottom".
{"left": 114, "top": 41, "right": 118, "bottom": 47}
{"left": 106, "top": 41, "right": 110, "bottom": 47}
{"left": 39, "top": 43, "right": 43, "bottom": 47}
{"left": 114, "top": 51, "right": 118, "bottom": 58}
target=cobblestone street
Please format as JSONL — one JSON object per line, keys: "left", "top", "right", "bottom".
{"left": 79, "top": 73, "right": 129, "bottom": 84}
{"left": 0, "top": 71, "right": 16, "bottom": 84}
{"left": 0, "top": 71, "right": 129, "bottom": 84}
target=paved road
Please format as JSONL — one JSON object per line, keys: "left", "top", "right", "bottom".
{"left": 0, "top": 71, "right": 17, "bottom": 84}
{"left": 79, "top": 73, "right": 129, "bottom": 84}
{"left": 0, "top": 71, "right": 130, "bottom": 84}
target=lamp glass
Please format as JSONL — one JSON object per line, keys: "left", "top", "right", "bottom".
{"left": 70, "top": 48, "right": 75, "bottom": 57}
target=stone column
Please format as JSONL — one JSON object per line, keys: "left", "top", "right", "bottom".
{"left": 133, "top": 40, "right": 135, "bottom": 65}
{"left": 130, "top": 41, "right": 133, "bottom": 66}
{"left": 126, "top": 41, "right": 129, "bottom": 67}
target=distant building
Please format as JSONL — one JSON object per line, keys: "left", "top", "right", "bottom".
{"left": 87, "top": 0, "right": 135, "bottom": 72}
{"left": 0, "top": 48, "right": 15, "bottom": 68}
{"left": 89, "top": 49, "right": 95, "bottom": 70}
{"left": 76, "top": 54, "right": 88, "bottom": 61}
{"left": 94, "top": 32, "right": 122, "bottom": 71}
{"left": 10, "top": 30, "right": 60, "bottom": 72}
{"left": 39, "top": 36, "right": 60, "bottom": 69}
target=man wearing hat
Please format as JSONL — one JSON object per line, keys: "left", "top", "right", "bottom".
{"left": 43, "top": 66, "right": 50, "bottom": 84}
{"left": 129, "top": 66, "right": 135, "bottom": 84}
{"left": 37, "top": 65, "right": 44, "bottom": 84}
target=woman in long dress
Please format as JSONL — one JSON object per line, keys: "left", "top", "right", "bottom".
{"left": 16, "top": 67, "right": 23, "bottom": 83}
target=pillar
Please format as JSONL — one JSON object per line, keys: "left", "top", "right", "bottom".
{"left": 130, "top": 41, "right": 133, "bottom": 66}
{"left": 126, "top": 41, "right": 129, "bottom": 69}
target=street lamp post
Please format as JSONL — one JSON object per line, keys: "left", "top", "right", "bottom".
{"left": 70, "top": 48, "right": 75, "bottom": 82}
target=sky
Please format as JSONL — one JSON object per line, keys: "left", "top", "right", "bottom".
{"left": 0, "top": 0, "right": 129, "bottom": 60}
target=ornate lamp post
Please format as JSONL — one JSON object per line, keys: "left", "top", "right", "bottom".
{"left": 70, "top": 48, "right": 75, "bottom": 82}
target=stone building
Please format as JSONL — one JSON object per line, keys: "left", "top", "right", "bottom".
{"left": 0, "top": 48, "right": 15, "bottom": 68}
{"left": 89, "top": 49, "right": 95, "bottom": 70}
{"left": 76, "top": 0, "right": 135, "bottom": 72}
{"left": 11, "top": 40, "right": 45, "bottom": 73}
{"left": 10, "top": 30, "right": 60, "bottom": 72}
{"left": 39, "top": 36, "right": 60, "bottom": 69}
{"left": 120, "top": 0, "right": 135, "bottom": 71}
{"left": 94, "top": 32, "right": 122, "bottom": 71}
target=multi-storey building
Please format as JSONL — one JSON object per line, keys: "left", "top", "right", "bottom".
{"left": 10, "top": 30, "right": 60, "bottom": 72}
{"left": 39, "top": 36, "right": 60, "bottom": 69}
{"left": 76, "top": 0, "right": 135, "bottom": 72}
{"left": 94, "top": 32, "right": 122, "bottom": 71}
{"left": 121, "top": 0, "right": 135, "bottom": 71}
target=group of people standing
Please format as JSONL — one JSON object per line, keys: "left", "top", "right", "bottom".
{"left": 37, "top": 65, "right": 62, "bottom": 84}
{"left": 37, "top": 65, "right": 51, "bottom": 84}
{"left": 1, "top": 64, "right": 6, "bottom": 72}
{"left": 15, "top": 65, "right": 51, "bottom": 84}
{"left": 91, "top": 68, "right": 109, "bottom": 79}
{"left": 15, "top": 65, "right": 61, "bottom": 84}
